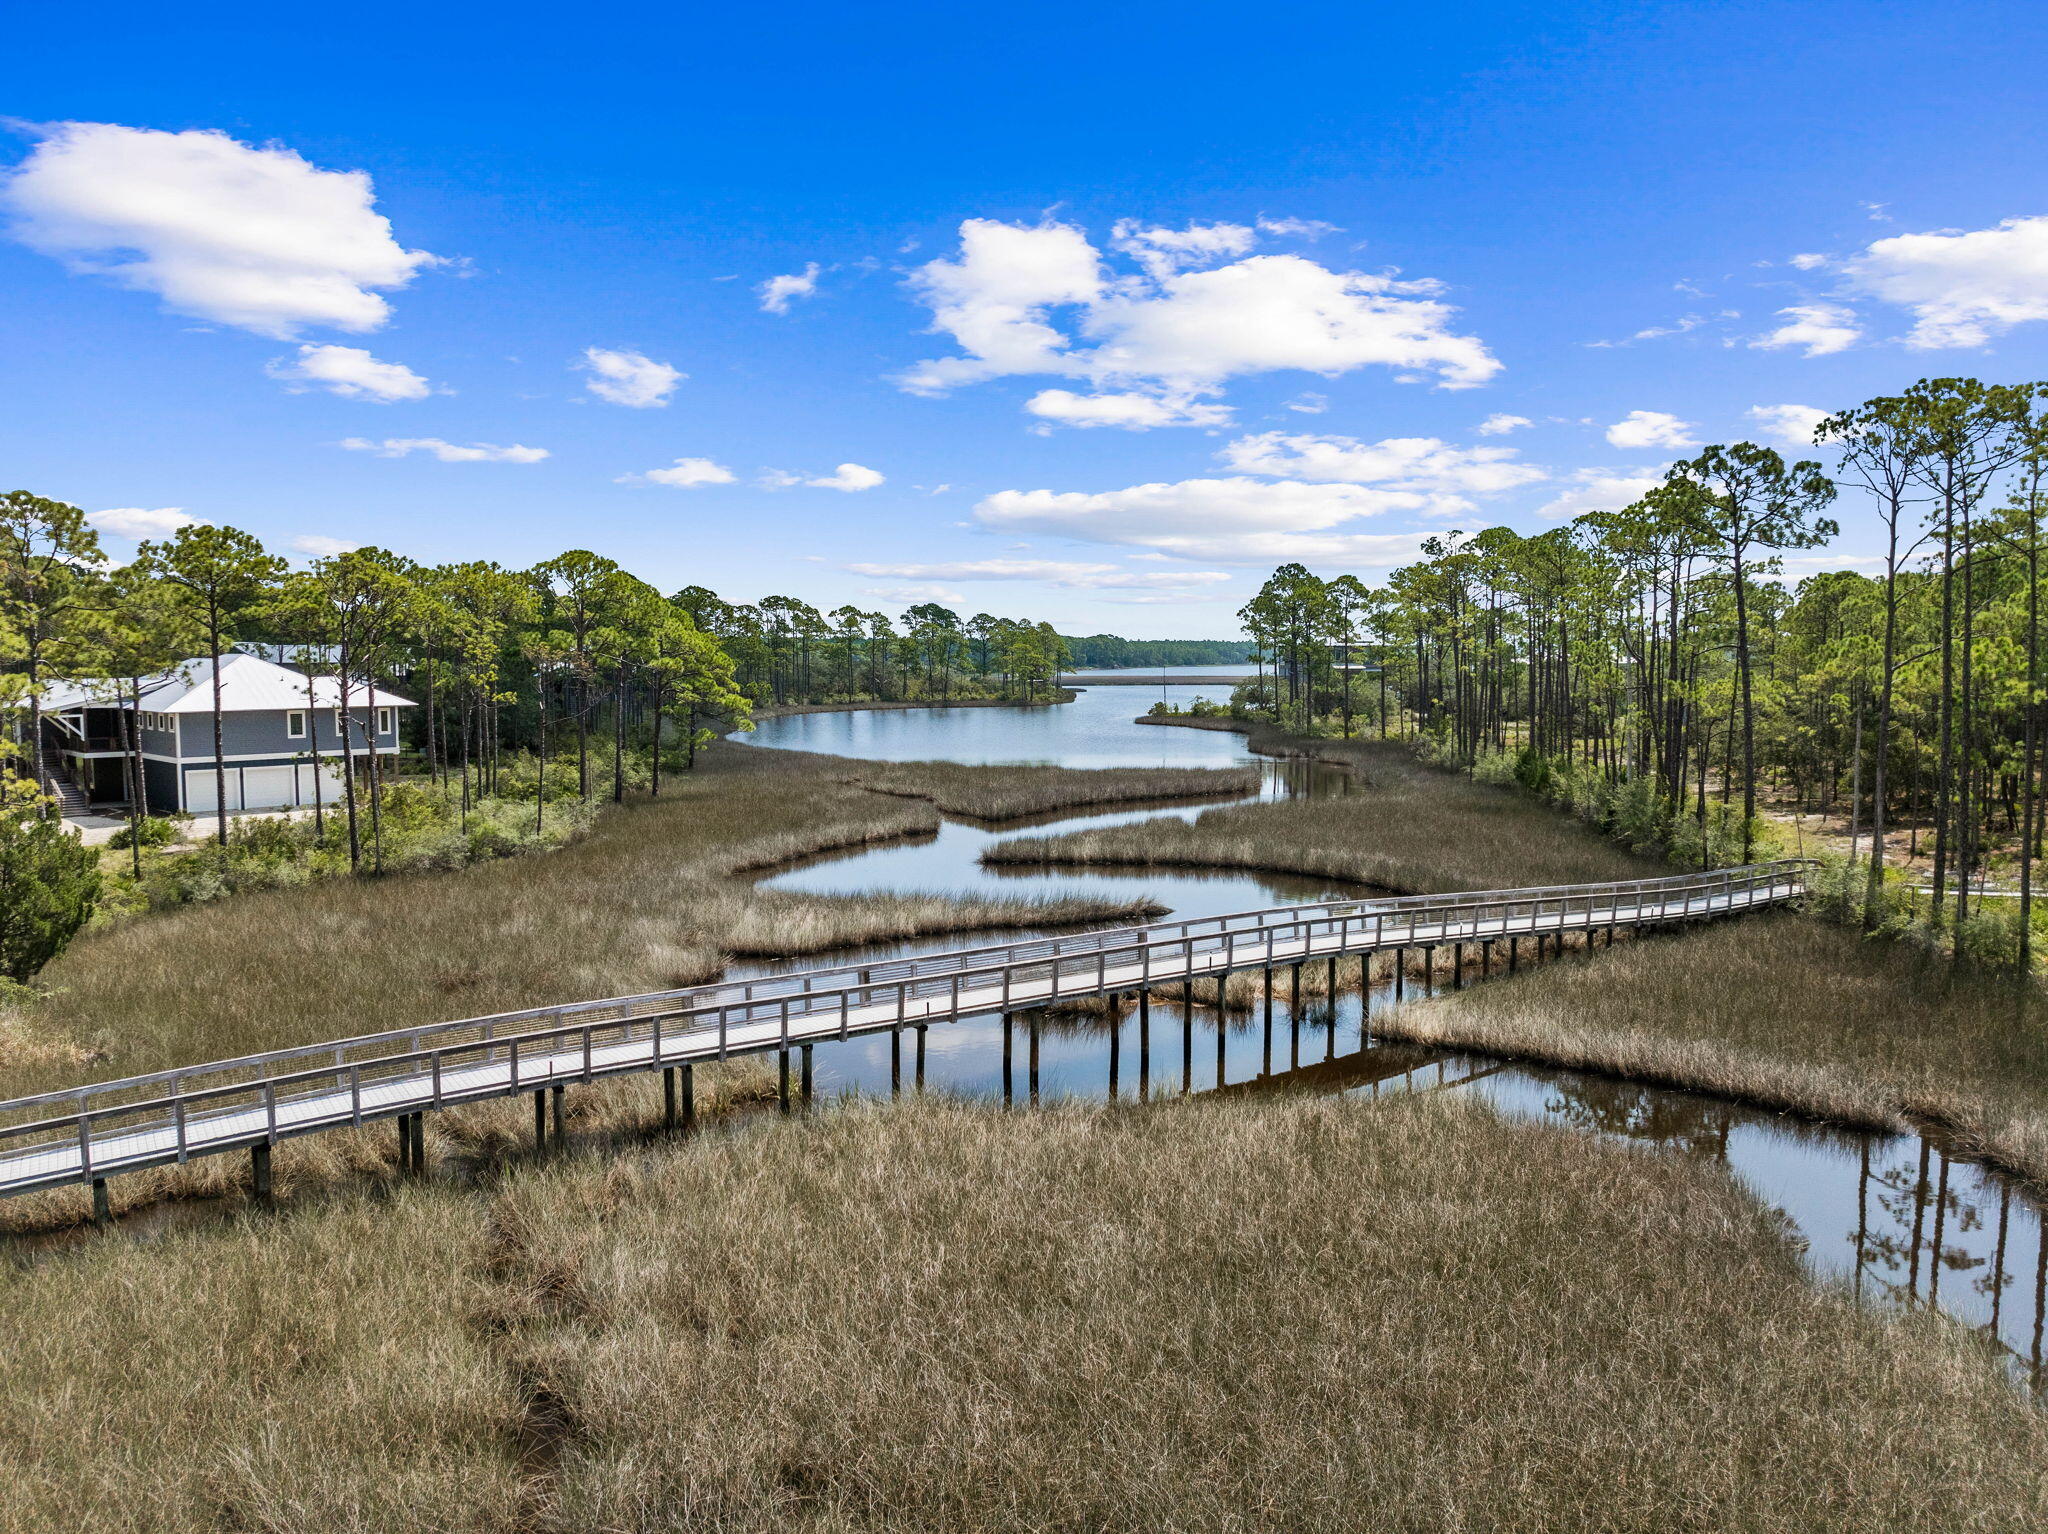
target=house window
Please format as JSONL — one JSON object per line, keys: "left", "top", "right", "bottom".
{"left": 376, "top": 708, "right": 394, "bottom": 736}
{"left": 286, "top": 710, "right": 307, "bottom": 740}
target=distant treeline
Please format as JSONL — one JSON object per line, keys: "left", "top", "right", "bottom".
{"left": 1059, "top": 636, "right": 1256, "bottom": 669}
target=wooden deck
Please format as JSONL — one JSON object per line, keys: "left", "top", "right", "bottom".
{"left": 0, "top": 860, "right": 1814, "bottom": 1205}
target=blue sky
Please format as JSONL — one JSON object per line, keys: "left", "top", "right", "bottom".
{"left": 7, "top": 1, "right": 2048, "bottom": 636}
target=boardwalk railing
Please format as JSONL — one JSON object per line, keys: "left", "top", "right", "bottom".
{"left": 0, "top": 859, "right": 1815, "bottom": 1202}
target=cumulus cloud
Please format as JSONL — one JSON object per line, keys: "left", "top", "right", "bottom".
{"left": 1476, "top": 413, "right": 1532, "bottom": 435}
{"left": 759, "top": 262, "right": 821, "bottom": 314}
{"left": 88, "top": 506, "right": 205, "bottom": 539}
{"left": 340, "top": 437, "right": 549, "bottom": 463}
{"left": 761, "top": 462, "right": 884, "bottom": 492}
{"left": 1789, "top": 253, "right": 1829, "bottom": 271}
{"left": 1844, "top": 215, "right": 2048, "bottom": 348}
{"left": 974, "top": 476, "right": 1439, "bottom": 565}
{"left": 579, "top": 347, "right": 682, "bottom": 407}
{"left": 1218, "top": 431, "right": 1544, "bottom": 514}
{"left": 1751, "top": 302, "right": 1862, "bottom": 357}
{"left": 1109, "top": 219, "right": 1257, "bottom": 279}
{"left": 267, "top": 343, "right": 431, "bottom": 402}
{"left": 617, "top": 456, "right": 735, "bottom": 488}
{"left": 863, "top": 583, "right": 966, "bottom": 605}
{"left": 1024, "top": 389, "right": 1232, "bottom": 430}
{"left": 845, "top": 557, "right": 1232, "bottom": 594}
{"left": 1535, "top": 470, "right": 1664, "bottom": 521}
{"left": 895, "top": 217, "right": 1500, "bottom": 426}
{"left": 1745, "top": 404, "right": 1830, "bottom": 449}
{"left": 1, "top": 121, "right": 435, "bottom": 338}
{"left": 291, "top": 534, "right": 363, "bottom": 557}
{"left": 1604, "top": 411, "right": 1698, "bottom": 451}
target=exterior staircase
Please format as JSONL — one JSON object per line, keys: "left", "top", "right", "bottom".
{"left": 38, "top": 769, "right": 90, "bottom": 818}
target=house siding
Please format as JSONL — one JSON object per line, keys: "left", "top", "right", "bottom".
{"left": 182, "top": 707, "right": 397, "bottom": 759}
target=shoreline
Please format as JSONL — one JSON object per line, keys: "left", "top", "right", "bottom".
{"left": 747, "top": 689, "right": 1077, "bottom": 721}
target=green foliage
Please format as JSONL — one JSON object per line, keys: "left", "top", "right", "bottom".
{"left": 0, "top": 798, "right": 102, "bottom": 980}
{"left": 108, "top": 816, "right": 181, "bottom": 850}
{"left": 1058, "top": 635, "right": 1254, "bottom": 668}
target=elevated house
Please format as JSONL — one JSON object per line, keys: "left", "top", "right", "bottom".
{"left": 40, "top": 653, "right": 414, "bottom": 818}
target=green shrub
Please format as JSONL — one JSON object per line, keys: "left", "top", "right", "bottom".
{"left": 108, "top": 816, "right": 181, "bottom": 850}
{"left": 0, "top": 814, "right": 102, "bottom": 981}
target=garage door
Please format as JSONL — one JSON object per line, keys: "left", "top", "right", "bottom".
{"left": 183, "top": 768, "right": 241, "bottom": 815}
{"left": 296, "top": 762, "right": 347, "bottom": 805}
{"left": 239, "top": 766, "right": 297, "bottom": 810}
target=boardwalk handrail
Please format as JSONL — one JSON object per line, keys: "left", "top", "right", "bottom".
{"left": 0, "top": 859, "right": 1816, "bottom": 1199}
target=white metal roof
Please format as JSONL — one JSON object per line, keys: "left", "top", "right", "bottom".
{"left": 42, "top": 653, "right": 416, "bottom": 715}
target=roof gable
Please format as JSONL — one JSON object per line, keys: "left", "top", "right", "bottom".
{"left": 42, "top": 654, "right": 416, "bottom": 714}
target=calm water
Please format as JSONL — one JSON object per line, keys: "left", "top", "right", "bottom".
{"left": 740, "top": 688, "right": 2048, "bottom": 1390}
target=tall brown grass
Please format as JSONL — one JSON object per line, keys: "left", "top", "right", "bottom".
{"left": 489, "top": 1095, "right": 2048, "bottom": 1532}
{"left": 0, "top": 1185, "right": 520, "bottom": 1533}
{"left": 8, "top": 1095, "right": 2041, "bottom": 1531}
{"left": 838, "top": 757, "right": 1258, "bottom": 820}
{"left": 987, "top": 733, "right": 1659, "bottom": 892}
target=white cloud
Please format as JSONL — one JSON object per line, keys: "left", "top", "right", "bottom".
{"left": 1476, "top": 413, "right": 1532, "bottom": 435}
{"left": 1751, "top": 302, "right": 1862, "bottom": 357}
{"left": 1285, "top": 392, "right": 1328, "bottom": 413}
{"left": 1024, "top": 389, "right": 1232, "bottom": 430}
{"left": 974, "top": 476, "right": 1438, "bottom": 564}
{"left": 1218, "top": 431, "right": 1544, "bottom": 513}
{"left": 88, "top": 506, "right": 204, "bottom": 539}
{"left": 618, "top": 456, "right": 735, "bottom": 488}
{"left": 845, "top": 557, "right": 1232, "bottom": 593}
{"left": 1, "top": 121, "right": 434, "bottom": 338}
{"left": 340, "top": 437, "right": 549, "bottom": 464}
{"left": 291, "top": 534, "right": 362, "bottom": 557}
{"left": 1255, "top": 217, "right": 1341, "bottom": 239}
{"left": 267, "top": 343, "right": 431, "bottom": 402}
{"left": 896, "top": 217, "right": 1500, "bottom": 420}
{"left": 761, "top": 462, "right": 884, "bottom": 492}
{"left": 1845, "top": 215, "right": 2048, "bottom": 348}
{"left": 863, "top": 583, "right": 966, "bottom": 605}
{"left": 1109, "top": 220, "right": 1256, "bottom": 279}
{"left": 1604, "top": 411, "right": 1698, "bottom": 451}
{"left": 1789, "top": 253, "right": 1829, "bottom": 271}
{"left": 579, "top": 347, "right": 682, "bottom": 407}
{"left": 1535, "top": 470, "right": 1664, "bottom": 521}
{"left": 1745, "top": 404, "right": 1830, "bottom": 448}
{"left": 758, "top": 262, "right": 821, "bottom": 314}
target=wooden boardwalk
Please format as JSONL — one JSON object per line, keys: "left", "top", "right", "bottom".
{"left": 0, "top": 860, "right": 1814, "bottom": 1209}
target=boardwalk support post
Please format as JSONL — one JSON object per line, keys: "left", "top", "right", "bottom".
{"left": 1029, "top": 1009, "right": 1041, "bottom": 1105}
{"left": 1002, "top": 1012, "right": 1014, "bottom": 1105}
{"left": 778, "top": 1049, "right": 791, "bottom": 1115}
{"left": 91, "top": 1177, "right": 110, "bottom": 1228}
{"left": 914, "top": 1025, "right": 926, "bottom": 1092}
{"left": 1108, "top": 998, "right": 1121, "bottom": 1099}
{"left": 680, "top": 1061, "right": 695, "bottom": 1134}
{"left": 1138, "top": 990, "right": 1151, "bottom": 1101}
{"left": 550, "top": 1083, "right": 565, "bottom": 1147}
{"left": 663, "top": 1066, "right": 678, "bottom": 1131}
{"left": 801, "top": 1043, "right": 814, "bottom": 1104}
{"left": 250, "top": 1143, "right": 272, "bottom": 1202}
{"left": 533, "top": 1089, "right": 547, "bottom": 1151}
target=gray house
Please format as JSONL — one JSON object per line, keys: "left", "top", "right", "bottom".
{"left": 41, "top": 653, "right": 415, "bottom": 817}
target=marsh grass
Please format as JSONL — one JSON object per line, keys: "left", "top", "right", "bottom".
{"left": 0, "top": 744, "right": 1198, "bottom": 1229}
{"left": 840, "top": 757, "right": 1258, "bottom": 820}
{"left": 1403, "top": 911, "right": 2048, "bottom": 1186}
{"left": 0, "top": 1185, "right": 520, "bottom": 1533}
{"left": 988, "top": 732, "right": 1659, "bottom": 893}
{"left": 486, "top": 1095, "right": 2048, "bottom": 1532}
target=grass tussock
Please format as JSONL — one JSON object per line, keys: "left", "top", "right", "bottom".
{"left": 840, "top": 757, "right": 1257, "bottom": 821}
{"left": 484, "top": 1095, "right": 2048, "bottom": 1532}
{"left": 988, "top": 731, "right": 1659, "bottom": 893}
{"left": 1404, "top": 911, "right": 2048, "bottom": 1186}
{"left": 0, "top": 1185, "right": 520, "bottom": 1533}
